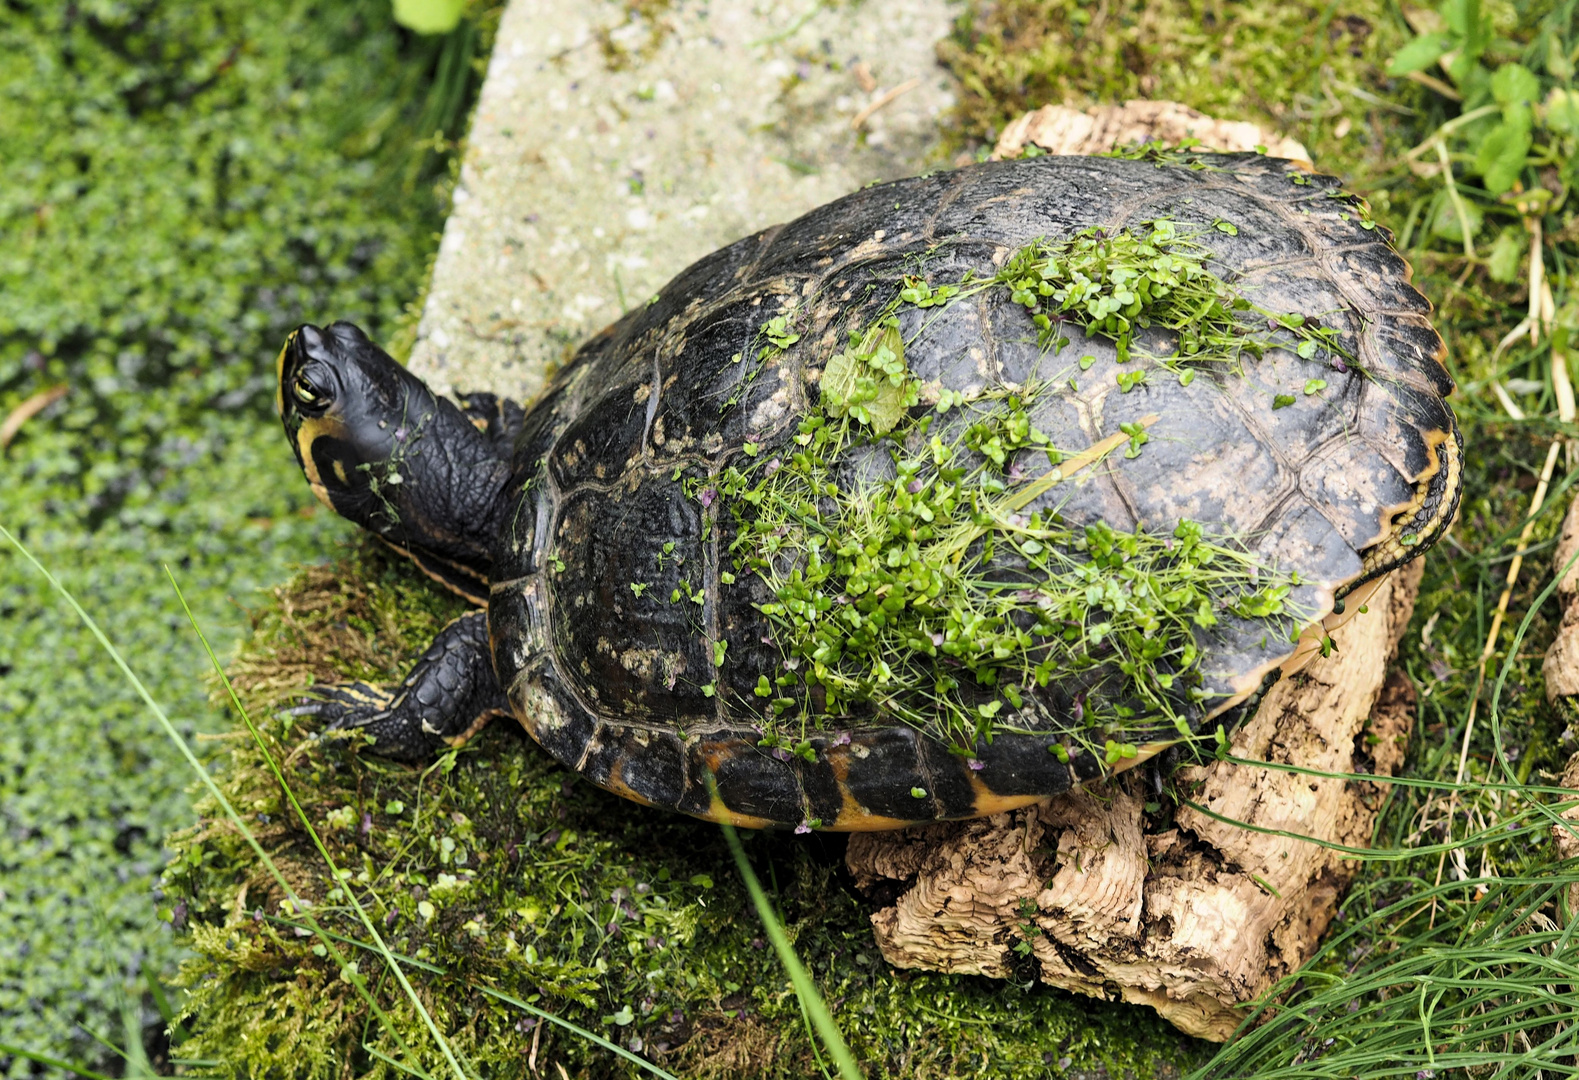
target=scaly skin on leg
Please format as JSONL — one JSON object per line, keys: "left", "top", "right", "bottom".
{"left": 292, "top": 610, "right": 510, "bottom": 760}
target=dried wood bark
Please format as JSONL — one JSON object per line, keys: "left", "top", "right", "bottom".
{"left": 1542, "top": 497, "right": 1579, "bottom": 912}
{"left": 993, "top": 100, "right": 1310, "bottom": 162}
{"left": 847, "top": 562, "right": 1422, "bottom": 1042}
{"left": 1542, "top": 496, "right": 1579, "bottom": 700}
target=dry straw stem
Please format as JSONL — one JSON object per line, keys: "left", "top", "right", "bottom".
{"left": 849, "top": 77, "right": 921, "bottom": 130}
{"left": 1439, "top": 231, "right": 1574, "bottom": 901}
{"left": 0, "top": 384, "right": 68, "bottom": 450}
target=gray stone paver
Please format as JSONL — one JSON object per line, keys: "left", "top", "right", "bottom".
{"left": 408, "top": 0, "right": 960, "bottom": 397}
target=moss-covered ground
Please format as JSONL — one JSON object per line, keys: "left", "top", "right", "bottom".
{"left": 11, "top": 0, "right": 1579, "bottom": 1076}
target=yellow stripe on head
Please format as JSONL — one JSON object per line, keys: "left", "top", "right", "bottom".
{"left": 274, "top": 331, "right": 298, "bottom": 421}
{"left": 293, "top": 414, "right": 351, "bottom": 513}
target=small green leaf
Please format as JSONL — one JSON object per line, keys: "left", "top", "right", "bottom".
{"left": 910, "top": 787, "right": 928, "bottom": 799}
{"left": 1272, "top": 394, "right": 1296, "bottom": 409}
{"left": 713, "top": 640, "right": 728, "bottom": 667}
{"left": 743, "top": 441, "right": 761, "bottom": 457}
{"left": 630, "top": 581, "right": 649, "bottom": 597}
{"left": 1474, "top": 117, "right": 1532, "bottom": 195}
{"left": 1213, "top": 219, "right": 1238, "bottom": 235}
{"left": 1429, "top": 197, "right": 1483, "bottom": 244}
{"left": 1490, "top": 62, "right": 1540, "bottom": 107}
{"left": 384, "top": 800, "right": 405, "bottom": 815}
{"left": 1387, "top": 32, "right": 1451, "bottom": 76}
{"left": 1488, "top": 228, "right": 1524, "bottom": 283}
{"left": 1297, "top": 339, "right": 1318, "bottom": 360}
{"left": 391, "top": 0, "right": 465, "bottom": 34}
{"left": 1547, "top": 88, "right": 1579, "bottom": 135}
{"left": 701, "top": 682, "right": 716, "bottom": 697}
{"left": 1303, "top": 379, "right": 1328, "bottom": 395}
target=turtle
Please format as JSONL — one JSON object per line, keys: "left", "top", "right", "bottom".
{"left": 277, "top": 152, "right": 1462, "bottom": 832}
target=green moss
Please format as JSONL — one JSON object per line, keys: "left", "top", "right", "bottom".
{"left": 162, "top": 538, "right": 1202, "bottom": 1078}
{"left": 938, "top": 0, "right": 1423, "bottom": 170}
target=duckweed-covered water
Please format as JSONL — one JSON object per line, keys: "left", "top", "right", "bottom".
{"left": 0, "top": 2, "right": 467, "bottom": 1070}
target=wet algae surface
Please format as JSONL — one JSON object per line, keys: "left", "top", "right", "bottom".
{"left": 9, "top": 0, "right": 1579, "bottom": 1077}
{"left": 0, "top": 1, "right": 475, "bottom": 1073}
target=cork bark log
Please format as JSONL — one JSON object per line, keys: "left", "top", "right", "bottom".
{"left": 847, "top": 561, "right": 1422, "bottom": 1042}
{"left": 1542, "top": 496, "right": 1579, "bottom": 913}
{"left": 993, "top": 100, "right": 1311, "bottom": 163}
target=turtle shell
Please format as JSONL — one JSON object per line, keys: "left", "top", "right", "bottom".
{"left": 485, "top": 154, "right": 1461, "bottom": 830}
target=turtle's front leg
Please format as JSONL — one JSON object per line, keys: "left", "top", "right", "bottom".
{"left": 291, "top": 610, "right": 509, "bottom": 761}
{"left": 454, "top": 391, "right": 528, "bottom": 457}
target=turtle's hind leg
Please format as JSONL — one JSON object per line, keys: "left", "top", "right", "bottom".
{"left": 291, "top": 610, "right": 509, "bottom": 761}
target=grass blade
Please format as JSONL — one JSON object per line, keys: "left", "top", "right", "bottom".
{"left": 164, "top": 567, "right": 475, "bottom": 1080}
{"left": 0, "top": 1043, "right": 117, "bottom": 1080}
{"left": 472, "top": 989, "right": 685, "bottom": 1080}
{"left": 720, "top": 823, "right": 865, "bottom": 1080}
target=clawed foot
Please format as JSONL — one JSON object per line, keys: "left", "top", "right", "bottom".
{"left": 285, "top": 681, "right": 439, "bottom": 761}
{"left": 281, "top": 610, "right": 510, "bottom": 762}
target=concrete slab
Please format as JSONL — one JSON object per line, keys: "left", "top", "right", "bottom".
{"left": 407, "top": 0, "right": 960, "bottom": 398}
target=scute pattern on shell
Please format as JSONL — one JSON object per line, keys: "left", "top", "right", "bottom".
{"left": 485, "top": 154, "right": 1462, "bottom": 830}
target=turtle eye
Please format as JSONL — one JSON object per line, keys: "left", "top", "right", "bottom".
{"left": 293, "top": 371, "right": 326, "bottom": 408}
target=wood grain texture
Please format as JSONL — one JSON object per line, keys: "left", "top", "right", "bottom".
{"left": 847, "top": 559, "right": 1422, "bottom": 1041}
{"left": 993, "top": 100, "right": 1310, "bottom": 163}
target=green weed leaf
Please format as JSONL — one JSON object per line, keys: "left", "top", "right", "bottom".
{"left": 1490, "top": 62, "right": 1540, "bottom": 106}
{"left": 1487, "top": 228, "right": 1525, "bottom": 283}
{"left": 1546, "top": 87, "right": 1579, "bottom": 134}
{"left": 391, "top": 0, "right": 465, "bottom": 34}
{"left": 1387, "top": 32, "right": 1452, "bottom": 76}
{"left": 1474, "top": 117, "right": 1533, "bottom": 195}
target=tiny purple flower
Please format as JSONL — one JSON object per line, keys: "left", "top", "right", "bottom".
{"left": 764, "top": 457, "right": 782, "bottom": 476}
{"left": 967, "top": 758, "right": 985, "bottom": 771}
{"left": 699, "top": 487, "right": 717, "bottom": 508}
{"left": 772, "top": 748, "right": 792, "bottom": 762}
{"left": 1331, "top": 355, "right": 1348, "bottom": 373}
{"left": 907, "top": 478, "right": 924, "bottom": 493}
{"left": 930, "top": 632, "right": 945, "bottom": 647}
{"left": 795, "top": 821, "right": 812, "bottom": 834}
{"left": 393, "top": 426, "right": 408, "bottom": 441}
{"left": 360, "top": 811, "right": 373, "bottom": 838}
{"left": 832, "top": 731, "right": 852, "bottom": 747}
{"left": 1007, "top": 461, "right": 1026, "bottom": 483}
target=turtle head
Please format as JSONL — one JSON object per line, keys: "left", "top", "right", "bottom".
{"left": 277, "top": 322, "right": 508, "bottom": 598}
